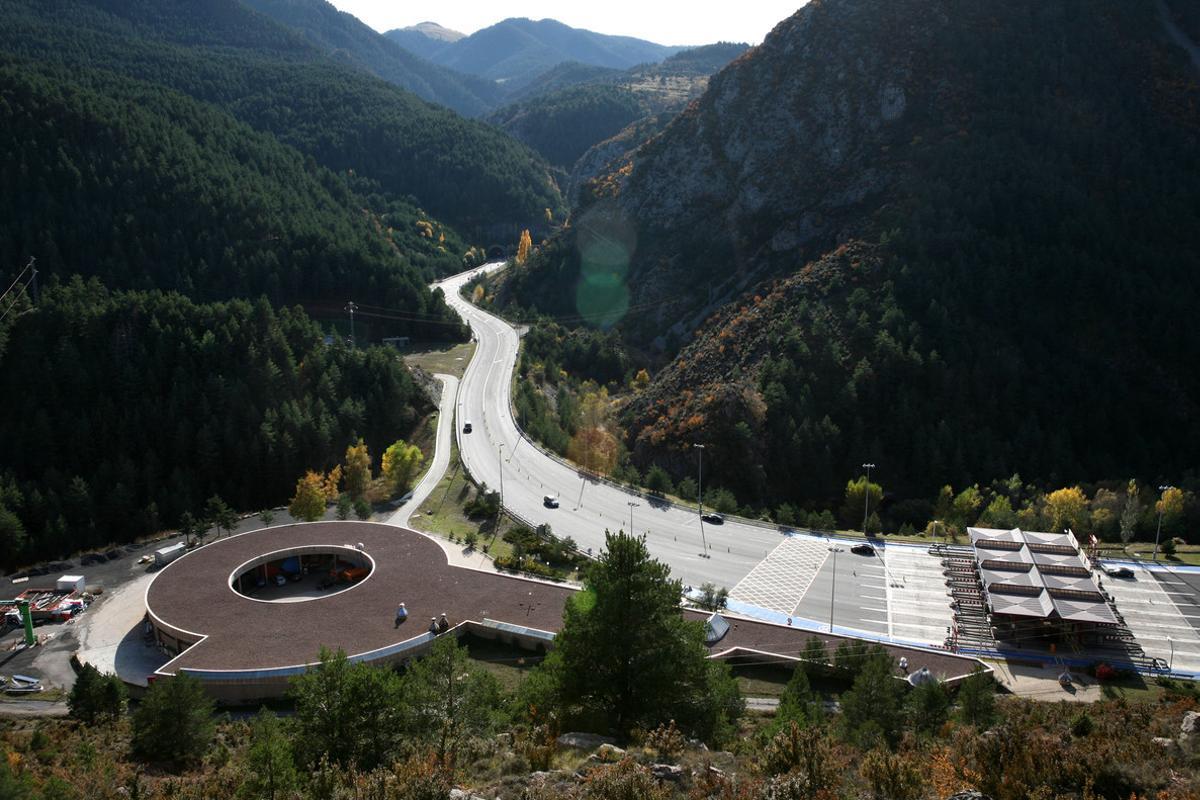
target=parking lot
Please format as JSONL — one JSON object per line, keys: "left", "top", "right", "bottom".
{"left": 1101, "top": 562, "right": 1200, "bottom": 674}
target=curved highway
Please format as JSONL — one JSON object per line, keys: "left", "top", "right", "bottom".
{"left": 435, "top": 264, "right": 786, "bottom": 590}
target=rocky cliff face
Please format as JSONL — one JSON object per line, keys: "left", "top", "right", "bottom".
{"left": 505, "top": 0, "right": 1200, "bottom": 506}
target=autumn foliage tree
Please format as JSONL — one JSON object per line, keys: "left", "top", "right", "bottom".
{"left": 567, "top": 427, "right": 618, "bottom": 475}
{"left": 343, "top": 439, "right": 372, "bottom": 499}
{"left": 381, "top": 440, "right": 423, "bottom": 495}
{"left": 289, "top": 471, "right": 327, "bottom": 522}
{"left": 516, "top": 229, "right": 532, "bottom": 264}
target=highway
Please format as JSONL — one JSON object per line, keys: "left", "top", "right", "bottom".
{"left": 436, "top": 263, "right": 790, "bottom": 590}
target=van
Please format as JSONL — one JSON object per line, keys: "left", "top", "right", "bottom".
{"left": 462, "top": 420, "right": 473, "bottom": 434}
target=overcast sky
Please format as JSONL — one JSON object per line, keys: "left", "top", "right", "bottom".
{"left": 326, "top": 1, "right": 807, "bottom": 46}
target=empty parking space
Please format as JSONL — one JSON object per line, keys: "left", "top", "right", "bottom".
{"left": 728, "top": 536, "right": 830, "bottom": 615}
{"left": 882, "top": 544, "right": 955, "bottom": 645}
{"left": 1103, "top": 564, "right": 1200, "bottom": 674}
{"left": 791, "top": 548, "right": 889, "bottom": 636}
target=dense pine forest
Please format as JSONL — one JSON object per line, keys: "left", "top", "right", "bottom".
{"left": 0, "top": 0, "right": 564, "bottom": 235}
{"left": 0, "top": 281, "right": 428, "bottom": 569}
{"left": 0, "top": 58, "right": 462, "bottom": 329}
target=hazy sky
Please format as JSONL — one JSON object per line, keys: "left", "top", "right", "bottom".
{"left": 326, "top": 1, "right": 807, "bottom": 46}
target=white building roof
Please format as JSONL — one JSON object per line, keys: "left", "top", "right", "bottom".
{"left": 968, "top": 527, "right": 1115, "bottom": 624}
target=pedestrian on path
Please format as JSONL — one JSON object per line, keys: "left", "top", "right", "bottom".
{"left": 395, "top": 602, "right": 407, "bottom": 627}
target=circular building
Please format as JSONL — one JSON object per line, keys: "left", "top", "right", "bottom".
{"left": 145, "top": 522, "right": 572, "bottom": 703}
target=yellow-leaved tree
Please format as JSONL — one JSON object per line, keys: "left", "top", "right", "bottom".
{"left": 322, "top": 465, "right": 342, "bottom": 502}
{"left": 516, "top": 229, "right": 532, "bottom": 264}
{"left": 567, "top": 427, "right": 619, "bottom": 476}
{"left": 1043, "top": 486, "right": 1088, "bottom": 533}
{"left": 382, "top": 440, "right": 424, "bottom": 495}
{"left": 289, "top": 471, "right": 327, "bottom": 522}
{"left": 343, "top": 439, "right": 372, "bottom": 499}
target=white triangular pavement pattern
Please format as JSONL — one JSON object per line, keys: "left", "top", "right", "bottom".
{"left": 882, "top": 546, "right": 955, "bottom": 645}
{"left": 729, "top": 536, "right": 831, "bottom": 615}
{"left": 1102, "top": 565, "right": 1200, "bottom": 673}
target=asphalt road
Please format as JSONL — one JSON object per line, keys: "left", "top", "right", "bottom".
{"left": 436, "top": 264, "right": 787, "bottom": 590}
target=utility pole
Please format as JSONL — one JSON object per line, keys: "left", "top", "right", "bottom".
{"left": 695, "top": 444, "right": 708, "bottom": 557}
{"left": 627, "top": 501, "right": 639, "bottom": 536}
{"left": 344, "top": 301, "right": 358, "bottom": 347}
{"left": 861, "top": 462, "right": 876, "bottom": 534}
{"left": 1153, "top": 484, "right": 1172, "bottom": 561}
{"left": 828, "top": 545, "right": 843, "bottom": 633}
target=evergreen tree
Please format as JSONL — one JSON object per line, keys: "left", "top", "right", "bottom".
{"left": 131, "top": 674, "right": 215, "bottom": 770}
{"left": 239, "top": 710, "right": 299, "bottom": 800}
{"left": 549, "top": 531, "right": 741, "bottom": 741}
{"left": 956, "top": 668, "right": 996, "bottom": 727}
{"left": 399, "top": 635, "right": 504, "bottom": 768}
{"left": 838, "top": 648, "right": 903, "bottom": 748}
{"left": 67, "top": 663, "right": 126, "bottom": 724}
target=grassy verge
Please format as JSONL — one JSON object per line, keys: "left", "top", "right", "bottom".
{"left": 401, "top": 340, "right": 477, "bottom": 379}
{"left": 463, "top": 635, "right": 544, "bottom": 693}
{"left": 408, "top": 438, "right": 520, "bottom": 561}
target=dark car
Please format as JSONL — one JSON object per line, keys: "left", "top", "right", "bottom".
{"left": 700, "top": 512, "right": 724, "bottom": 525}
{"left": 543, "top": 495, "right": 559, "bottom": 509}
{"left": 1102, "top": 565, "right": 1134, "bottom": 578}
{"left": 462, "top": 421, "right": 472, "bottom": 434}
{"left": 850, "top": 543, "right": 876, "bottom": 556}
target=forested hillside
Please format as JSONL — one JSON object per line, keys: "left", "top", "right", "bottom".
{"left": 240, "top": 0, "right": 505, "bottom": 117}
{"left": 0, "top": 0, "right": 564, "bottom": 235}
{"left": 0, "top": 58, "right": 461, "bottom": 334}
{"left": 0, "top": 281, "right": 428, "bottom": 569}
{"left": 501, "top": 0, "right": 1200, "bottom": 512}
{"left": 489, "top": 43, "right": 748, "bottom": 174}
{"left": 488, "top": 84, "right": 648, "bottom": 169}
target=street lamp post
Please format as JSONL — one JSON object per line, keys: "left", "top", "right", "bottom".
{"left": 861, "top": 463, "right": 875, "bottom": 534}
{"left": 1153, "top": 484, "right": 1172, "bottom": 561}
{"left": 1169, "top": 635, "right": 1175, "bottom": 673}
{"left": 498, "top": 444, "right": 505, "bottom": 525}
{"left": 695, "top": 444, "right": 709, "bottom": 557}
{"left": 627, "top": 501, "right": 640, "bottom": 536}
{"left": 828, "top": 545, "right": 844, "bottom": 633}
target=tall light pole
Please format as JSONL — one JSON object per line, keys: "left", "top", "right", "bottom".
{"left": 1169, "top": 635, "right": 1176, "bottom": 673}
{"left": 498, "top": 444, "right": 505, "bottom": 526}
{"left": 828, "top": 545, "right": 844, "bottom": 633}
{"left": 344, "top": 301, "right": 358, "bottom": 346}
{"left": 695, "top": 444, "right": 709, "bottom": 556}
{"left": 1153, "top": 484, "right": 1172, "bottom": 561}
{"left": 861, "top": 463, "right": 876, "bottom": 534}
{"left": 627, "top": 501, "right": 640, "bottom": 535}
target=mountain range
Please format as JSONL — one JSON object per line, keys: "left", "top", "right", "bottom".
{"left": 386, "top": 17, "right": 685, "bottom": 92}
{"left": 499, "top": 0, "right": 1200, "bottom": 511}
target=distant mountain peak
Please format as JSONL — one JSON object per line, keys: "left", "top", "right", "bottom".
{"left": 404, "top": 21, "right": 464, "bottom": 42}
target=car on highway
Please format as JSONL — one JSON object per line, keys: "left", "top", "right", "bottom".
{"left": 462, "top": 420, "right": 472, "bottom": 434}
{"left": 1102, "top": 564, "right": 1135, "bottom": 578}
{"left": 543, "top": 495, "right": 559, "bottom": 509}
{"left": 700, "top": 512, "right": 724, "bottom": 524}
{"left": 850, "top": 543, "right": 876, "bottom": 556}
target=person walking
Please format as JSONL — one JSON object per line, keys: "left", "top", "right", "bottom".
{"left": 437, "top": 612, "right": 450, "bottom": 633}
{"left": 429, "top": 617, "right": 439, "bottom": 635}
{"left": 395, "top": 602, "right": 407, "bottom": 627}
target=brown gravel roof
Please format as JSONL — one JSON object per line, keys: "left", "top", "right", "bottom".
{"left": 148, "top": 522, "right": 573, "bottom": 673}
{"left": 148, "top": 522, "right": 984, "bottom": 680}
